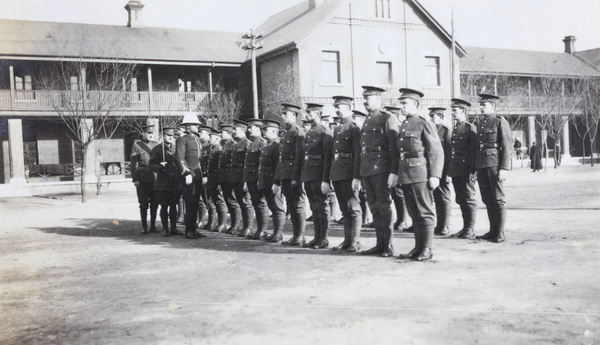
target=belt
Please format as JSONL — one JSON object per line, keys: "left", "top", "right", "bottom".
{"left": 305, "top": 154, "right": 322, "bottom": 160}
{"left": 280, "top": 154, "right": 294, "bottom": 160}
{"left": 480, "top": 143, "right": 498, "bottom": 149}
{"left": 245, "top": 162, "right": 258, "bottom": 167}
{"left": 361, "top": 145, "right": 384, "bottom": 153}
{"left": 399, "top": 152, "right": 424, "bottom": 160}
{"left": 334, "top": 153, "right": 352, "bottom": 160}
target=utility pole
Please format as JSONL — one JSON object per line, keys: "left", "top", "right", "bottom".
{"left": 241, "top": 29, "right": 263, "bottom": 119}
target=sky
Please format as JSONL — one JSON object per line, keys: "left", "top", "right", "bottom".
{"left": 1, "top": 0, "right": 600, "bottom": 53}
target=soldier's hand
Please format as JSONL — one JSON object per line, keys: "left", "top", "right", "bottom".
{"left": 272, "top": 184, "right": 281, "bottom": 195}
{"left": 428, "top": 177, "right": 440, "bottom": 190}
{"left": 160, "top": 162, "right": 167, "bottom": 166}
{"left": 133, "top": 181, "right": 140, "bottom": 188}
{"left": 291, "top": 179, "right": 299, "bottom": 188}
{"left": 185, "top": 174, "right": 193, "bottom": 185}
{"left": 351, "top": 178, "right": 361, "bottom": 192}
{"left": 498, "top": 169, "right": 508, "bottom": 182}
{"left": 445, "top": 176, "right": 452, "bottom": 184}
{"left": 469, "top": 173, "right": 477, "bottom": 183}
{"left": 387, "top": 173, "right": 398, "bottom": 189}
{"left": 320, "top": 182, "right": 330, "bottom": 195}
{"left": 243, "top": 182, "right": 248, "bottom": 193}
{"left": 202, "top": 177, "right": 208, "bottom": 185}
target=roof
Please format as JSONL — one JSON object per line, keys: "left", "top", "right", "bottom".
{"left": 0, "top": 19, "right": 248, "bottom": 65}
{"left": 255, "top": 0, "right": 465, "bottom": 60}
{"left": 576, "top": 48, "right": 600, "bottom": 71}
{"left": 461, "top": 46, "right": 600, "bottom": 78}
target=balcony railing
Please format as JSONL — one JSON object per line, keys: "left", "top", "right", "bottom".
{"left": 464, "top": 95, "right": 584, "bottom": 114}
{"left": 0, "top": 90, "right": 212, "bottom": 113}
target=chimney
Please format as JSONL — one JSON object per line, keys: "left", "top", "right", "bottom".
{"left": 308, "top": 0, "right": 326, "bottom": 9}
{"left": 563, "top": 35, "right": 576, "bottom": 54}
{"left": 125, "top": 0, "right": 145, "bottom": 28}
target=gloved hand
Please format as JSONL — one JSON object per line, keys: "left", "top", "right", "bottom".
{"left": 185, "top": 175, "right": 193, "bottom": 185}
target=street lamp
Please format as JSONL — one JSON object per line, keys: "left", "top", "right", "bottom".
{"left": 241, "top": 29, "right": 264, "bottom": 119}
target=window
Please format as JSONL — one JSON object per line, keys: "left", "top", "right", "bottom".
{"left": 375, "top": 0, "right": 391, "bottom": 18}
{"left": 376, "top": 62, "right": 392, "bottom": 85}
{"left": 15, "top": 75, "right": 32, "bottom": 90}
{"left": 178, "top": 79, "right": 193, "bottom": 92}
{"left": 321, "top": 51, "right": 341, "bottom": 84}
{"left": 424, "top": 56, "right": 440, "bottom": 86}
{"left": 70, "top": 76, "right": 80, "bottom": 91}
{"left": 123, "top": 77, "right": 138, "bottom": 92}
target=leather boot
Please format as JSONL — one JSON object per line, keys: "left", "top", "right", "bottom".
{"left": 140, "top": 207, "right": 149, "bottom": 234}
{"left": 398, "top": 224, "right": 421, "bottom": 259}
{"left": 226, "top": 208, "right": 242, "bottom": 234}
{"left": 149, "top": 206, "right": 158, "bottom": 232}
{"left": 333, "top": 215, "right": 352, "bottom": 251}
{"left": 345, "top": 215, "right": 362, "bottom": 253}
{"left": 415, "top": 224, "right": 434, "bottom": 261}
{"left": 160, "top": 207, "right": 170, "bottom": 237}
{"left": 381, "top": 212, "right": 394, "bottom": 257}
{"left": 266, "top": 211, "right": 285, "bottom": 243}
{"left": 313, "top": 217, "right": 329, "bottom": 249}
{"left": 213, "top": 207, "right": 227, "bottom": 233}
{"left": 282, "top": 213, "right": 298, "bottom": 245}
{"left": 203, "top": 207, "right": 216, "bottom": 230}
{"left": 360, "top": 212, "right": 384, "bottom": 255}
{"left": 451, "top": 204, "right": 476, "bottom": 239}
{"left": 304, "top": 215, "right": 321, "bottom": 248}
{"left": 491, "top": 208, "right": 506, "bottom": 243}
{"left": 248, "top": 209, "right": 268, "bottom": 240}
{"left": 169, "top": 205, "right": 179, "bottom": 236}
{"left": 196, "top": 205, "right": 207, "bottom": 229}
{"left": 434, "top": 200, "right": 449, "bottom": 236}
{"left": 176, "top": 198, "right": 185, "bottom": 223}
{"left": 289, "top": 213, "right": 306, "bottom": 246}
{"left": 476, "top": 208, "right": 495, "bottom": 240}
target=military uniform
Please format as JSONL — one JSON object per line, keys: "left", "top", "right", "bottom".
{"left": 206, "top": 132, "right": 228, "bottom": 233}
{"left": 385, "top": 106, "right": 409, "bottom": 231}
{"left": 393, "top": 88, "right": 444, "bottom": 261}
{"left": 448, "top": 98, "right": 478, "bottom": 239}
{"left": 149, "top": 131, "right": 181, "bottom": 236}
{"left": 198, "top": 137, "right": 214, "bottom": 229}
{"left": 475, "top": 94, "right": 512, "bottom": 243}
{"left": 218, "top": 126, "right": 241, "bottom": 234}
{"left": 429, "top": 108, "right": 453, "bottom": 235}
{"left": 130, "top": 129, "right": 159, "bottom": 233}
{"left": 359, "top": 86, "right": 400, "bottom": 257}
{"left": 229, "top": 120, "right": 254, "bottom": 237}
{"left": 274, "top": 104, "right": 306, "bottom": 246}
{"left": 243, "top": 119, "right": 268, "bottom": 240}
{"left": 176, "top": 124, "right": 205, "bottom": 238}
{"left": 330, "top": 97, "right": 363, "bottom": 252}
{"left": 301, "top": 111, "right": 333, "bottom": 249}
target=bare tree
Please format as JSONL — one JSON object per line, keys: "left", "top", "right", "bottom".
{"left": 260, "top": 65, "right": 302, "bottom": 122}
{"left": 579, "top": 77, "right": 600, "bottom": 166}
{"left": 37, "top": 25, "right": 137, "bottom": 202}
{"left": 203, "top": 83, "right": 243, "bottom": 127}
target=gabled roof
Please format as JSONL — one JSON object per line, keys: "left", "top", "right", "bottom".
{"left": 254, "top": 0, "right": 465, "bottom": 60}
{"left": 0, "top": 19, "right": 247, "bottom": 66}
{"left": 461, "top": 46, "right": 600, "bottom": 78}
{"left": 576, "top": 48, "right": 600, "bottom": 71}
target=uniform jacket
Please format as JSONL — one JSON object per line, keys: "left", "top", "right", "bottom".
{"left": 300, "top": 123, "right": 333, "bottom": 183}
{"left": 130, "top": 139, "right": 158, "bottom": 183}
{"left": 330, "top": 118, "right": 361, "bottom": 181}
{"left": 217, "top": 139, "right": 235, "bottom": 184}
{"left": 149, "top": 142, "right": 181, "bottom": 192}
{"left": 475, "top": 114, "right": 512, "bottom": 170}
{"left": 436, "top": 124, "right": 452, "bottom": 180}
{"left": 243, "top": 136, "right": 266, "bottom": 183}
{"left": 258, "top": 138, "right": 279, "bottom": 190}
{"left": 229, "top": 137, "right": 250, "bottom": 183}
{"left": 175, "top": 132, "right": 203, "bottom": 181}
{"left": 200, "top": 141, "right": 211, "bottom": 174}
{"left": 207, "top": 144, "right": 221, "bottom": 188}
{"left": 393, "top": 114, "right": 444, "bottom": 184}
{"left": 448, "top": 121, "right": 477, "bottom": 177}
{"left": 274, "top": 123, "right": 305, "bottom": 182}
{"left": 360, "top": 109, "right": 400, "bottom": 177}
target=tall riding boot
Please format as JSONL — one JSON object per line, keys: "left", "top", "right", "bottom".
{"left": 226, "top": 208, "right": 242, "bottom": 234}
{"left": 334, "top": 215, "right": 352, "bottom": 250}
{"left": 452, "top": 204, "right": 475, "bottom": 239}
{"left": 282, "top": 213, "right": 298, "bottom": 245}
{"left": 381, "top": 212, "right": 394, "bottom": 257}
{"left": 176, "top": 197, "right": 185, "bottom": 223}
{"left": 160, "top": 206, "right": 170, "bottom": 237}
{"left": 196, "top": 204, "right": 207, "bottom": 229}
{"left": 239, "top": 207, "right": 255, "bottom": 237}
{"left": 434, "top": 201, "right": 449, "bottom": 235}
{"left": 213, "top": 208, "right": 228, "bottom": 233}
{"left": 399, "top": 223, "right": 421, "bottom": 259}
{"left": 249, "top": 209, "right": 268, "bottom": 240}
{"left": 140, "top": 207, "right": 148, "bottom": 234}
{"left": 476, "top": 208, "right": 495, "bottom": 240}
{"left": 169, "top": 205, "right": 179, "bottom": 235}
{"left": 267, "top": 211, "right": 285, "bottom": 243}
{"left": 291, "top": 212, "right": 306, "bottom": 246}
{"left": 345, "top": 215, "right": 362, "bottom": 253}
{"left": 305, "top": 215, "right": 321, "bottom": 248}
{"left": 203, "top": 207, "right": 216, "bottom": 230}
{"left": 360, "top": 212, "right": 384, "bottom": 255}
{"left": 416, "top": 224, "right": 434, "bottom": 261}
{"left": 313, "top": 217, "right": 329, "bottom": 249}
{"left": 492, "top": 208, "right": 506, "bottom": 243}
{"left": 149, "top": 205, "right": 158, "bottom": 232}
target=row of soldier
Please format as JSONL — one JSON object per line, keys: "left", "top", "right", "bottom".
{"left": 130, "top": 85, "right": 512, "bottom": 261}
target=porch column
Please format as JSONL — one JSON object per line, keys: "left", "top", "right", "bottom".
{"left": 527, "top": 115, "right": 536, "bottom": 148}
{"left": 562, "top": 116, "right": 571, "bottom": 158}
{"left": 147, "top": 66, "right": 153, "bottom": 112}
{"left": 9, "top": 65, "right": 15, "bottom": 110}
{"left": 81, "top": 119, "right": 98, "bottom": 182}
{"left": 8, "top": 119, "right": 26, "bottom": 185}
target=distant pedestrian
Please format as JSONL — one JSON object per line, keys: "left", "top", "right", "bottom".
{"left": 530, "top": 142, "right": 543, "bottom": 172}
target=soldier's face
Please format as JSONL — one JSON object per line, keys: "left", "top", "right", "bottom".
{"left": 335, "top": 104, "right": 352, "bottom": 118}
{"left": 430, "top": 113, "right": 443, "bottom": 125}
{"left": 233, "top": 127, "right": 246, "bottom": 138}
{"left": 187, "top": 124, "right": 199, "bottom": 134}
{"left": 480, "top": 102, "right": 495, "bottom": 115}
{"left": 264, "top": 127, "right": 277, "bottom": 140}
{"left": 221, "top": 131, "right": 231, "bottom": 141}
{"left": 452, "top": 107, "right": 467, "bottom": 122}
{"left": 198, "top": 130, "right": 209, "bottom": 141}
{"left": 163, "top": 133, "right": 175, "bottom": 145}
{"left": 363, "top": 95, "right": 381, "bottom": 112}
{"left": 250, "top": 125, "right": 262, "bottom": 137}
{"left": 210, "top": 135, "right": 220, "bottom": 145}
{"left": 281, "top": 111, "right": 295, "bottom": 124}
{"left": 142, "top": 131, "right": 154, "bottom": 141}
{"left": 353, "top": 116, "right": 365, "bottom": 129}
{"left": 398, "top": 98, "right": 418, "bottom": 115}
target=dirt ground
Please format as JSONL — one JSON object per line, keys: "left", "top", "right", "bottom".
{"left": 1, "top": 164, "right": 599, "bottom": 345}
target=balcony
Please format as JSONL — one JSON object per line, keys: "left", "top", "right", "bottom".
{"left": 463, "top": 95, "right": 584, "bottom": 115}
{"left": 0, "top": 90, "right": 212, "bottom": 116}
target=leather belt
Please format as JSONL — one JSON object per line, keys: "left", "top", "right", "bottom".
{"left": 305, "top": 154, "right": 322, "bottom": 160}
{"left": 480, "top": 143, "right": 498, "bottom": 149}
{"left": 334, "top": 153, "right": 352, "bottom": 160}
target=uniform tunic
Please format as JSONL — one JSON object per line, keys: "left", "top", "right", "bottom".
{"left": 301, "top": 123, "right": 333, "bottom": 220}
{"left": 244, "top": 136, "right": 267, "bottom": 210}
{"left": 433, "top": 123, "right": 452, "bottom": 230}
{"left": 449, "top": 121, "right": 478, "bottom": 217}
{"left": 175, "top": 132, "right": 204, "bottom": 232}
{"left": 130, "top": 139, "right": 159, "bottom": 209}
{"left": 258, "top": 138, "right": 285, "bottom": 222}
{"left": 218, "top": 139, "right": 239, "bottom": 215}
{"left": 229, "top": 137, "right": 252, "bottom": 222}
{"left": 275, "top": 123, "right": 306, "bottom": 216}
{"left": 331, "top": 119, "right": 362, "bottom": 224}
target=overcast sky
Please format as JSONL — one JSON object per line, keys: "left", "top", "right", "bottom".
{"left": 2, "top": 0, "right": 600, "bottom": 53}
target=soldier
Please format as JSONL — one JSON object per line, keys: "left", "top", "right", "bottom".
{"left": 218, "top": 123, "right": 242, "bottom": 234}
{"left": 244, "top": 118, "right": 269, "bottom": 240}
{"left": 149, "top": 127, "right": 182, "bottom": 237}
{"left": 130, "top": 123, "right": 159, "bottom": 234}
{"left": 330, "top": 96, "right": 363, "bottom": 252}
{"left": 229, "top": 119, "right": 254, "bottom": 237}
{"left": 359, "top": 86, "right": 400, "bottom": 257}
{"left": 429, "top": 107, "right": 453, "bottom": 236}
{"left": 385, "top": 106, "right": 410, "bottom": 232}
{"left": 301, "top": 103, "right": 334, "bottom": 249}
{"left": 352, "top": 110, "right": 373, "bottom": 228}
{"left": 206, "top": 128, "right": 228, "bottom": 233}
{"left": 260, "top": 120, "right": 287, "bottom": 243}
{"left": 175, "top": 113, "right": 207, "bottom": 239}
{"left": 475, "top": 94, "right": 512, "bottom": 243}
{"left": 273, "top": 103, "right": 306, "bottom": 246}
{"left": 391, "top": 88, "right": 444, "bottom": 261}
{"left": 448, "top": 98, "right": 478, "bottom": 239}
{"left": 196, "top": 125, "right": 214, "bottom": 230}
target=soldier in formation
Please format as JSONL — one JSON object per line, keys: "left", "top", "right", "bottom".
{"left": 130, "top": 123, "right": 159, "bottom": 234}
